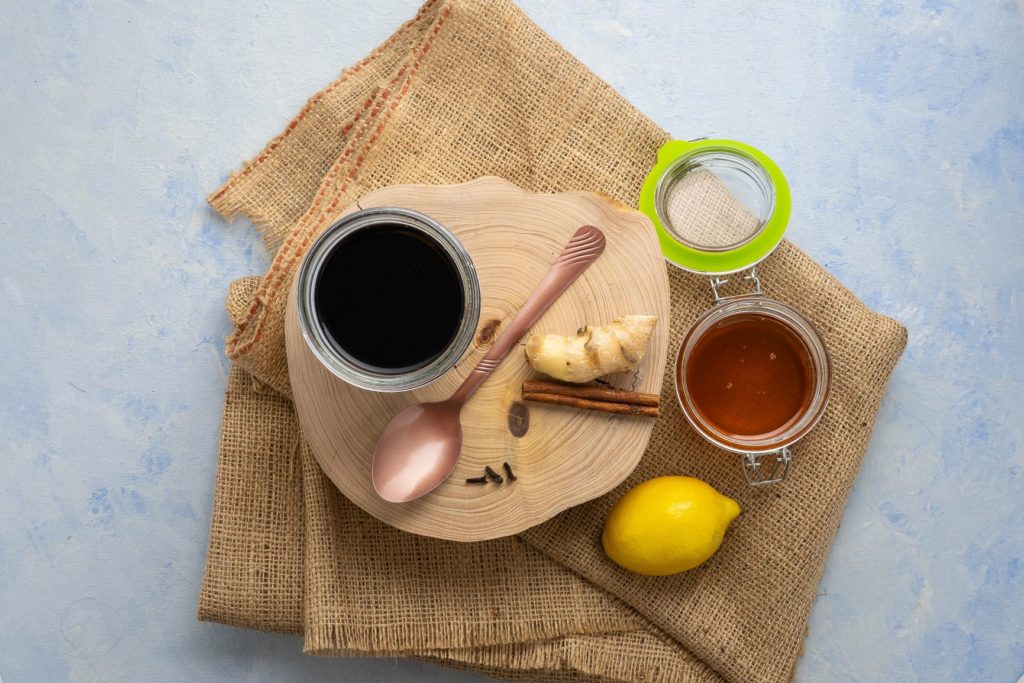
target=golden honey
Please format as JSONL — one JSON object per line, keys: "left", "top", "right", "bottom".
{"left": 683, "top": 313, "right": 813, "bottom": 440}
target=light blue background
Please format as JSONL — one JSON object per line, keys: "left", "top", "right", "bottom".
{"left": 1, "top": 1, "right": 1021, "bottom": 681}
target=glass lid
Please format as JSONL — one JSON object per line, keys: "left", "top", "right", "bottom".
{"left": 639, "top": 139, "right": 791, "bottom": 275}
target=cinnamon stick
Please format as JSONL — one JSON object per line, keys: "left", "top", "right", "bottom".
{"left": 522, "top": 391, "right": 660, "bottom": 418}
{"left": 522, "top": 380, "right": 659, "bottom": 407}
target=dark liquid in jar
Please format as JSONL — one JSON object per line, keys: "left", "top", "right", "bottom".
{"left": 314, "top": 224, "right": 464, "bottom": 373}
{"left": 684, "top": 314, "right": 813, "bottom": 439}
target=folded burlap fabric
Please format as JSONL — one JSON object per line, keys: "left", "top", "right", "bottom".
{"left": 198, "top": 1, "right": 907, "bottom": 681}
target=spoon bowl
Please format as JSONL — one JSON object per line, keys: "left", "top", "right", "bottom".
{"left": 372, "top": 400, "right": 463, "bottom": 503}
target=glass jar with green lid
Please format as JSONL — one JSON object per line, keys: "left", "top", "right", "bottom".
{"left": 640, "top": 139, "right": 832, "bottom": 486}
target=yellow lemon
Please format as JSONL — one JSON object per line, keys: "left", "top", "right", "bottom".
{"left": 602, "top": 476, "right": 740, "bottom": 576}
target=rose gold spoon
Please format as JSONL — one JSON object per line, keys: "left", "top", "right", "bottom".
{"left": 372, "top": 225, "right": 606, "bottom": 503}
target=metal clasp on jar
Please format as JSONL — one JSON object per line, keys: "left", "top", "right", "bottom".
{"left": 709, "top": 265, "right": 763, "bottom": 303}
{"left": 742, "top": 447, "right": 791, "bottom": 486}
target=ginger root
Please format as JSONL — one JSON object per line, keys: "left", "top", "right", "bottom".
{"left": 525, "top": 315, "right": 658, "bottom": 383}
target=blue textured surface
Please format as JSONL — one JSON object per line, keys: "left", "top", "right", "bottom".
{"left": 1, "top": 1, "right": 1021, "bottom": 681}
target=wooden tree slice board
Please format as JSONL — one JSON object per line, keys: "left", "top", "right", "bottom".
{"left": 285, "top": 177, "right": 671, "bottom": 541}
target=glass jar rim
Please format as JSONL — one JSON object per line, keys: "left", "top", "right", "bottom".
{"left": 639, "top": 139, "right": 792, "bottom": 276}
{"left": 654, "top": 149, "right": 776, "bottom": 253}
{"left": 295, "top": 207, "right": 481, "bottom": 393}
{"left": 674, "top": 296, "right": 832, "bottom": 452}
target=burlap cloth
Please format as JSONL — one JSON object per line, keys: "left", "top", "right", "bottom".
{"left": 198, "top": 1, "right": 907, "bottom": 681}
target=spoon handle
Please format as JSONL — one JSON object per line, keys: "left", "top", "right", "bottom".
{"left": 450, "top": 225, "right": 606, "bottom": 404}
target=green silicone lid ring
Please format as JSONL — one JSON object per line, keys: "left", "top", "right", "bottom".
{"left": 638, "top": 139, "right": 791, "bottom": 275}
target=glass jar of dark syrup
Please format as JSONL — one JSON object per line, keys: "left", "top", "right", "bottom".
{"left": 640, "top": 139, "right": 832, "bottom": 486}
{"left": 295, "top": 207, "right": 481, "bottom": 392}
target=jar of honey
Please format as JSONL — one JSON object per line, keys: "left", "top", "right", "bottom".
{"left": 640, "top": 139, "right": 832, "bottom": 485}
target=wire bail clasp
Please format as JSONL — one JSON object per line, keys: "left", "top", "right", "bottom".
{"left": 742, "top": 447, "right": 791, "bottom": 486}
{"left": 710, "top": 266, "right": 763, "bottom": 303}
